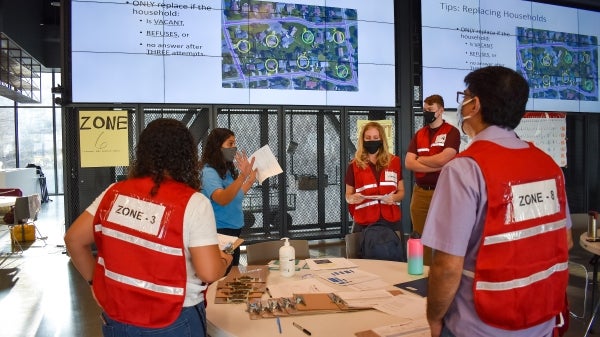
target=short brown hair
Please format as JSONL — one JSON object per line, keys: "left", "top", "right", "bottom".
{"left": 424, "top": 94, "right": 444, "bottom": 108}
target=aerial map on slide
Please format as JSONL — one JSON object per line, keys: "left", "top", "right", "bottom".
{"left": 221, "top": 0, "right": 359, "bottom": 92}
{"left": 516, "top": 26, "right": 598, "bottom": 102}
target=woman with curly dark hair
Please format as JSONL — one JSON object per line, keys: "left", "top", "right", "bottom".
{"left": 65, "top": 118, "right": 232, "bottom": 337}
{"left": 200, "top": 128, "right": 256, "bottom": 266}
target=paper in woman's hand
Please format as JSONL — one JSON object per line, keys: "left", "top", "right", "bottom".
{"left": 248, "top": 145, "right": 283, "bottom": 184}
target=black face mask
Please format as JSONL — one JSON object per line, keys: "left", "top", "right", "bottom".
{"left": 423, "top": 111, "right": 437, "bottom": 124}
{"left": 364, "top": 140, "right": 382, "bottom": 154}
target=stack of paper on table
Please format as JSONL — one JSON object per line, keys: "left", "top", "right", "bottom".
{"left": 334, "top": 289, "right": 394, "bottom": 308}
{"left": 305, "top": 257, "right": 358, "bottom": 270}
{"left": 317, "top": 268, "right": 380, "bottom": 286}
{"left": 266, "top": 278, "right": 336, "bottom": 298}
{"left": 356, "top": 318, "right": 430, "bottom": 337}
{"left": 267, "top": 259, "right": 307, "bottom": 271}
{"left": 356, "top": 295, "right": 428, "bottom": 336}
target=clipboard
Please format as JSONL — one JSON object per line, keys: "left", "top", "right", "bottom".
{"left": 218, "top": 233, "right": 245, "bottom": 253}
{"left": 393, "top": 277, "right": 428, "bottom": 297}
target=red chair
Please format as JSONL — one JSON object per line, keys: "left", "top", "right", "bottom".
{"left": 0, "top": 188, "right": 23, "bottom": 197}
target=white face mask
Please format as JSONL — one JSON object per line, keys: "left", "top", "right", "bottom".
{"left": 457, "top": 97, "right": 474, "bottom": 135}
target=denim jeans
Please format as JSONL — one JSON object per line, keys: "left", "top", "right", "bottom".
{"left": 101, "top": 303, "right": 207, "bottom": 337}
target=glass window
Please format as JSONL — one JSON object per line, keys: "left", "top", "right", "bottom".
{"left": 0, "top": 107, "right": 16, "bottom": 169}
{"left": 15, "top": 72, "right": 62, "bottom": 194}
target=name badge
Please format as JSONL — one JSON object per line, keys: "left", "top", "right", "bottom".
{"left": 107, "top": 194, "right": 166, "bottom": 236}
{"left": 384, "top": 170, "right": 397, "bottom": 183}
{"left": 509, "top": 179, "right": 559, "bottom": 223}
{"left": 432, "top": 134, "right": 447, "bottom": 147}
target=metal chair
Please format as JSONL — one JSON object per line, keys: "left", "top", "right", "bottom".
{"left": 10, "top": 194, "right": 47, "bottom": 252}
{"left": 245, "top": 240, "right": 310, "bottom": 265}
{"left": 568, "top": 261, "right": 590, "bottom": 320}
{"left": 344, "top": 232, "right": 361, "bottom": 258}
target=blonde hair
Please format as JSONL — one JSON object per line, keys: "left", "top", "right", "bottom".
{"left": 353, "top": 121, "right": 391, "bottom": 170}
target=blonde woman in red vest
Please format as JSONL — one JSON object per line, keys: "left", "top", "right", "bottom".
{"left": 345, "top": 121, "right": 405, "bottom": 235}
{"left": 65, "top": 118, "right": 233, "bottom": 337}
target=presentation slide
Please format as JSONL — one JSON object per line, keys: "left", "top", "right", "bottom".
{"left": 421, "top": 0, "right": 600, "bottom": 113}
{"left": 70, "top": 0, "right": 396, "bottom": 106}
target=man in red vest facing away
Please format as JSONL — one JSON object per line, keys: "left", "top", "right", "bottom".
{"left": 423, "top": 66, "right": 572, "bottom": 337}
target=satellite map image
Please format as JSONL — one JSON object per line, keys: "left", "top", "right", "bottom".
{"left": 516, "top": 26, "right": 598, "bottom": 101}
{"left": 222, "top": 0, "right": 359, "bottom": 92}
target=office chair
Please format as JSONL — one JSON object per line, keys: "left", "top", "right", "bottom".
{"left": 344, "top": 230, "right": 405, "bottom": 260}
{"left": 245, "top": 239, "right": 310, "bottom": 265}
{"left": 344, "top": 232, "right": 361, "bottom": 259}
{"left": 10, "top": 194, "right": 47, "bottom": 253}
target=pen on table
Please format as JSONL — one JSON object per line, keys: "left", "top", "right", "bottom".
{"left": 276, "top": 317, "right": 282, "bottom": 334}
{"left": 266, "top": 287, "right": 273, "bottom": 298}
{"left": 293, "top": 322, "right": 311, "bottom": 336}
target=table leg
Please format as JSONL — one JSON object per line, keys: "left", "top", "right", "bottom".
{"left": 590, "top": 255, "right": 599, "bottom": 319}
{"left": 585, "top": 297, "right": 600, "bottom": 337}
{"left": 585, "top": 255, "right": 600, "bottom": 336}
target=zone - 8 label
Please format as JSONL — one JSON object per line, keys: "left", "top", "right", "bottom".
{"left": 107, "top": 195, "right": 166, "bottom": 236}
{"left": 509, "top": 178, "right": 559, "bottom": 223}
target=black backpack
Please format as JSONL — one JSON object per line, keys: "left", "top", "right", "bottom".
{"left": 359, "top": 224, "right": 405, "bottom": 262}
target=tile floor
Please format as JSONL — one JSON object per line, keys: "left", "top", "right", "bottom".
{"left": 0, "top": 196, "right": 596, "bottom": 336}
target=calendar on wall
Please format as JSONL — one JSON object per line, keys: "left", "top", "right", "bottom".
{"left": 515, "top": 112, "right": 567, "bottom": 167}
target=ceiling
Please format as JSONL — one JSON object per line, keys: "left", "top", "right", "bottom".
{"left": 0, "top": 0, "right": 61, "bottom": 69}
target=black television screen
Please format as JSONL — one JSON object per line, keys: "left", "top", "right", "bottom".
{"left": 421, "top": 0, "right": 600, "bottom": 113}
{"left": 69, "top": 0, "right": 396, "bottom": 106}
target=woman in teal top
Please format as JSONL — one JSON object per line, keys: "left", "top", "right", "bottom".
{"left": 200, "top": 128, "right": 256, "bottom": 266}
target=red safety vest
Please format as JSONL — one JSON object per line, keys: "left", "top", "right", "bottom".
{"left": 349, "top": 155, "right": 401, "bottom": 224}
{"left": 414, "top": 122, "right": 455, "bottom": 180}
{"left": 92, "top": 177, "right": 195, "bottom": 328}
{"left": 459, "top": 140, "right": 568, "bottom": 330}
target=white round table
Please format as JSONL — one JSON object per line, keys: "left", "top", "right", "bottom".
{"left": 206, "top": 259, "right": 428, "bottom": 337}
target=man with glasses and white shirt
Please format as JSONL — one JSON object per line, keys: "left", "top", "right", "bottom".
{"left": 423, "top": 66, "right": 572, "bottom": 337}
{"left": 405, "top": 94, "right": 460, "bottom": 266}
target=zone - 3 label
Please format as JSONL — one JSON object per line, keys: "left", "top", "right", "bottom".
{"left": 107, "top": 195, "right": 166, "bottom": 236}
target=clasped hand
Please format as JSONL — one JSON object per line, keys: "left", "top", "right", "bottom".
{"left": 380, "top": 193, "right": 395, "bottom": 205}
{"left": 347, "top": 193, "right": 364, "bottom": 204}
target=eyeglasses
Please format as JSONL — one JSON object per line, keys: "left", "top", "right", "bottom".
{"left": 456, "top": 91, "right": 473, "bottom": 104}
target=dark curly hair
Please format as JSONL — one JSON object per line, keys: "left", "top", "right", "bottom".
{"left": 199, "top": 128, "right": 238, "bottom": 180}
{"left": 128, "top": 118, "right": 201, "bottom": 196}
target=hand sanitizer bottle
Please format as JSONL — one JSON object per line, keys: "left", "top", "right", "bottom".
{"left": 279, "top": 238, "right": 295, "bottom": 277}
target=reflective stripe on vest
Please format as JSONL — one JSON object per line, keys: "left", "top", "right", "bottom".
{"left": 356, "top": 183, "right": 378, "bottom": 193}
{"left": 97, "top": 257, "right": 184, "bottom": 296}
{"left": 475, "top": 262, "right": 568, "bottom": 291}
{"left": 483, "top": 219, "right": 566, "bottom": 246}
{"left": 95, "top": 224, "right": 184, "bottom": 256}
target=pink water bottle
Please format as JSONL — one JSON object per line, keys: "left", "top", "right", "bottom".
{"left": 407, "top": 231, "right": 424, "bottom": 275}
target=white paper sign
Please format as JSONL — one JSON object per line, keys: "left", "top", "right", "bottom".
{"left": 107, "top": 195, "right": 166, "bottom": 236}
{"left": 509, "top": 179, "right": 559, "bottom": 223}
